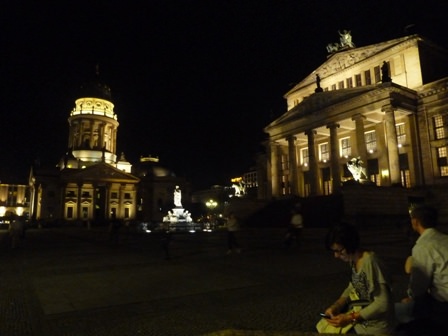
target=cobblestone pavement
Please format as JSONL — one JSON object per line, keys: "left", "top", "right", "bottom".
{"left": 0, "top": 225, "right": 413, "bottom": 336}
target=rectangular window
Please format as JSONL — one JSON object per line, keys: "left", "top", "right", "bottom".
{"left": 331, "top": 84, "right": 336, "bottom": 91}
{"left": 437, "top": 147, "right": 448, "bottom": 176}
{"left": 322, "top": 167, "right": 332, "bottom": 195}
{"left": 124, "top": 193, "right": 131, "bottom": 199}
{"left": 301, "top": 148, "right": 309, "bottom": 166}
{"left": 374, "top": 66, "right": 381, "bottom": 83}
{"left": 396, "top": 123, "right": 406, "bottom": 147}
{"left": 82, "top": 207, "right": 88, "bottom": 218}
{"left": 111, "top": 192, "right": 118, "bottom": 199}
{"left": 340, "top": 137, "right": 351, "bottom": 158}
{"left": 365, "top": 70, "right": 372, "bottom": 85}
{"left": 338, "top": 81, "right": 344, "bottom": 89}
{"left": 365, "top": 130, "right": 377, "bottom": 153}
{"left": 67, "top": 207, "right": 73, "bottom": 219}
{"left": 355, "top": 74, "right": 362, "bottom": 87}
{"left": 125, "top": 208, "right": 130, "bottom": 218}
{"left": 434, "top": 115, "right": 447, "bottom": 140}
{"left": 319, "top": 143, "right": 329, "bottom": 162}
{"left": 346, "top": 77, "right": 353, "bottom": 88}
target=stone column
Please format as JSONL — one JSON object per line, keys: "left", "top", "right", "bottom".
{"left": 270, "top": 141, "right": 280, "bottom": 197}
{"left": 352, "top": 114, "right": 368, "bottom": 176}
{"left": 287, "top": 135, "right": 299, "bottom": 195}
{"left": 383, "top": 105, "right": 401, "bottom": 185}
{"left": 305, "top": 130, "right": 319, "bottom": 196}
{"left": 327, "top": 123, "right": 341, "bottom": 192}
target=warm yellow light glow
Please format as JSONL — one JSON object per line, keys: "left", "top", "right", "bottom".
{"left": 0, "top": 206, "right": 5, "bottom": 217}
{"left": 381, "top": 169, "right": 389, "bottom": 178}
{"left": 206, "top": 199, "right": 217, "bottom": 209}
{"left": 16, "top": 207, "right": 24, "bottom": 216}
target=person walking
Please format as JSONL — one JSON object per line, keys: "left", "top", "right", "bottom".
{"left": 226, "top": 212, "right": 241, "bottom": 254}
{"left": 284, "top": 203, "right": 304, "bottom": 249}
{"left": 321, "top": 222, "right": 395, "bottom": 335}
{"left": 396, "top": 205, "right": 448, "bottom": 335}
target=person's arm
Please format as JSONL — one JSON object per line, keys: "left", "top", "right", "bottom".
{"left": 325, "top": 283, "right": 352, "bottom": 316}
{"left": 409, "top": 245, "right": 432, "bottom": 298}
{"left": 356, "top": 283, "right": 390, "bottom": 320}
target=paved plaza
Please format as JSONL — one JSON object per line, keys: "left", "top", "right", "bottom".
{"left": 0, "top": 225, "right": 413, "bottom": 336}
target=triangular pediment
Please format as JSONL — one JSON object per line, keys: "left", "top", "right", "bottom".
{"left": 268, "top": 86, "right": 376, "bottom": 127}
{"left": 61, "top": 162, "right": 140, "bottom": 183}
{"left": 286, "top": 35, "right": 421, "bottom": 95}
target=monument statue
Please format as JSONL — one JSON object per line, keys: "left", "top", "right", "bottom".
{"left": 347, "top": 157, "right": 367, "bottom": 181}
{"left": 173, "top": 185, "right": 182, "bottom": 207}
{"left": 381, "top": 61, "right": 392, "bottom": 83}
{"left": 338, "top": 30, "right": 355, "bottom": 48}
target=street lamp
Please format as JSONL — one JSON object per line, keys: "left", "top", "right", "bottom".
{"left": 206, "top": 199, "right": 217, "bottom": 211}
{"left": 205, "top": 199, "right": 218, "bottom": 231}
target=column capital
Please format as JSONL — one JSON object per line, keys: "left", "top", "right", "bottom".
{"left": 381, "top": 104, "right": 396, "bottom": 113}
{"left": 326, "top": 122, "right": 340, "bottom": 130}
{"left": 305, "top": 129, "right": 316, "bottom": 136}
{"left": 351, "top": 113, "right": 366, "bottom": 122}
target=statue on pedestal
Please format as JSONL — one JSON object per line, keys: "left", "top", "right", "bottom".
{"left": 173, "top": 185, "right": 182, "bottom": 208}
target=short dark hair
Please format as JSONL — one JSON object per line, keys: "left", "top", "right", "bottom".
{"left": 410, "top": 205, "right": 438, "bottom": 228}
{"left": 325, "top": 223, "right": 360, "bottom": 254}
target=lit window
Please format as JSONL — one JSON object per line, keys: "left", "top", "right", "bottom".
{"left": 319, "top": 143, "right": 329, "bottom": 162}
{"left": 437, "top": 146, "right": 448, "bottom": 176}
{"left": 346, "top": 77, "right": 353, "bottom": 88}
{"left": 434, "top": 115, "right": 447, "bottom": 140}
{"left": 355, "top": 74, "right": 362, "bottom": 87}
{"left": 340, "top": 137, "right": 351, "bottom": 157}
{"left": 365, "top": 70, "right": 372, "bottom": 85}
{"left": 396, "top": 123, "right": 406, "bottom": 147}
{"left": 365, "top": 131, "right": 377, "bottom": 153}
{"left": 301, "top": 148, "right": 309, "bottom": 166}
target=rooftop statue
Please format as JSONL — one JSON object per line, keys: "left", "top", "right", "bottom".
{"left": 326, "top": 29, "right": 355, "bottom": 54}
{"left": 339, "top": 29, "right": 355, "bottom": 48}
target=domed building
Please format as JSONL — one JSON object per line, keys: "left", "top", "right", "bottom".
{"left": 29, "top": 73, "right": 188, "bottom": 226}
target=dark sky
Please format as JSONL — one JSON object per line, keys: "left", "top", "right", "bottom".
{"left": 1, "top": 0, "right": 447, "bottom": 190}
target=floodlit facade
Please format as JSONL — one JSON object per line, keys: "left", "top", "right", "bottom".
{"left": 29, "top": 78, "right": 188, "bottom": 225}
{"left": 263, "top": 34, "right": 448, "bottom": 215}
{"left": 0, "top": 183, "right": 30, "bottom": 221}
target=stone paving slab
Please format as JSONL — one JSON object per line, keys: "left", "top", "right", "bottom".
{"left": 0, "top": 226, "right": 411, "bottom": 336}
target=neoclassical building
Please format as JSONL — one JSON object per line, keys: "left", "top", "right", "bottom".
{"left": 263, "top": 34, "right": 448, "bottom": 217}
{"left": 29, "top": 77, "right": 188, "bottom": 225}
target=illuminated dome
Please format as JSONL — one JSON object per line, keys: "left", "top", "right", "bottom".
{"left": 132, "top": 156, "right": 176, "bottom": 178}
{"left": 78, "top": 81, "right": 112, "bottom": 101}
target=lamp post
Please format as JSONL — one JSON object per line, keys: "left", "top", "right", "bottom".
{"left": 205, "top": 199, "right": 218, "bottom": 230}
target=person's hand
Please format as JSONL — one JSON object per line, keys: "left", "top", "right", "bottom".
{"left": 325, "top": 313, "right": 352, "bottom": 327}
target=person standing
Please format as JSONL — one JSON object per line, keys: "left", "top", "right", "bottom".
{"left": 9, "top": 215, "right": 24, "bottom": 249}
{"left": 322, "top": 223, "right": 395, "bottom": 335}
{"left": 226, "top": 212, "right": 241, "bottom": 254}
{"left": 397, "top": 205, "right": 448, "bottom": 335}
{"left": 109, "top": 213, "right": 121, "bottom": 246}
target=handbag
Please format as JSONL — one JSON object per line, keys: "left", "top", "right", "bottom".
{"left": 316, "top": 289, "right": 370, "bottom": 334}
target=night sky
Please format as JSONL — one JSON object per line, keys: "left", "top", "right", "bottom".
{"left": 1, "top": 0, "right": 447, "bottom": 190}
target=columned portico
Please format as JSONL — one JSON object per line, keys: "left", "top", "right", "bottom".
{"left": 327, "top": 123, "right": 341, "bottom": 192}
{"left": 382, "top": 104, "right": 401, "bottom": 185}
{"left": 287, "top": 135, "right": 299, "bottom": 195}
{"left": 269, "top": 141, "right": 280, "bottom": 197}
{"left": 305, "top": 129, "right": 319, "bottom": 196}
{"left": 352, "top": 114, "right": 368, "bottom": 177}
